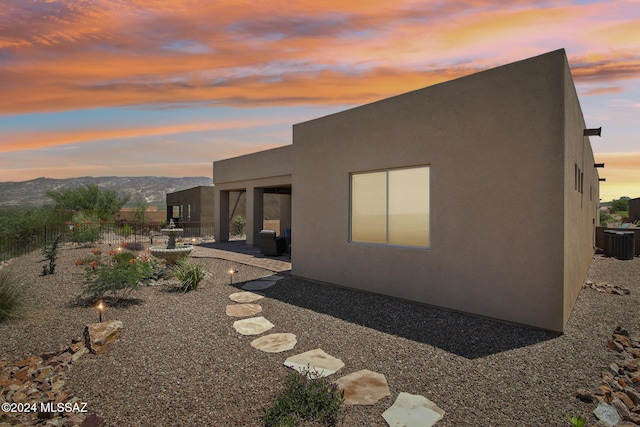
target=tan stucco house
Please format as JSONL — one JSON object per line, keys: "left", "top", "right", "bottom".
{"left": 213, "top": 49, "right": 600, "bottom": 332}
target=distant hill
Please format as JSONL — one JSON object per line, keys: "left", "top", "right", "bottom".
{"left": 0, "top": 176, "right": 212, "bottom": 207}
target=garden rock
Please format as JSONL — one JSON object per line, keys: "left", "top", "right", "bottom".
{"left": 584, "top": 280, "right": 630, "bottom": 295}
{"left": 84, "top": 320, "right": 123, "bottom": 355}
{"left": 0, "top": 338, "right": 101, "bottom": 426}
{"left": 251, "top": 333, "right": 297, "bottom": 353}
{"left": 336, "top": 369, "right": 391, "bottom": 405}
{"left": 225, "top": 303, "right": 262, "bottom": 317}
{"left": 594, "top": 401, "right": 622, "bottom": 426}
{"left": 588, "top": 327, "right": 640, "bottom": 426}
{"left": 229, "top": 291, "right": 264, "bottom": 303}
{"left": 232, "top": 317, "right": 274, "bottom": 335}
{"left": 382, "top": 392, "right": 445, "bottom": 427}
{"left": 284, "top": 349, "right": 344, "bottom": 378}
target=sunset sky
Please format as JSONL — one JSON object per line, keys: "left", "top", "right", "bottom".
{"left": 0, "top": 0, "right": 638, "bottom": 202}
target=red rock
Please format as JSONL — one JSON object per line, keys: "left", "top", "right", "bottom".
{"left": 14, "top": 356, "right": 42, "bottom": 368}
{"left": 84, "top": 320, "right": 123, "bottom": 355}
{"left": 614, "top": 391, "right": 635, "bottom": 410}
{"left": 12, "top": 367, "right": 30, "bottom": 381}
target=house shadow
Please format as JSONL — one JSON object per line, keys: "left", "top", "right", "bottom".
{"left": 258, "top": 276, "right": 558, "bottom": 360}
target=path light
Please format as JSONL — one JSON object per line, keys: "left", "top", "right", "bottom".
{"left": 191, "top": 238, "right": 196, "bottom": 244}
{"left": 228, "top": 268, "right": 238, "bottom": 285}
{"left": 96, "top": 301, "right": 105, "bottom": 322}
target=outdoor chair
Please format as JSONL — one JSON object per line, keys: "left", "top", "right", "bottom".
{"left": 259, "top": 230, "right": 286, "bottom": 257}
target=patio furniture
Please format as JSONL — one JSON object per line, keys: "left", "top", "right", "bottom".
{"left": 259, "top": 230, "right": 286, "bottom": 256}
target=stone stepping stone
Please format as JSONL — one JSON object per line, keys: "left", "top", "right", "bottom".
{"left": 382, "top": 392, "right": 445, "bottom": 427}
{"left": 226, "top": 304, "right": 262, "bottom": 317}
{"left": 251, "top": 333, "right": 297, "bottom": 353}
{"left": 335, "top": 369, "right": 391, "bottom": 405}
{"left": 233, "top": 317, "right": 274, "bottom": 335}
{"left": 283, "top": 349, "right": 344, "bottom": 378}
{"left": 229, "top": 291, "right": 264, "bottom": 303}
{"left": 260, "top": 275, "right": 283, "bottom": 282}
{"left": 242, "top": 281, "right": 277, "bottom": 291}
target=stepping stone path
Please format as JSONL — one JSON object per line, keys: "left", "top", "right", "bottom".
{"left": 229, "top": 291, "right": 264, "bottom": 303}
{"left": 232, "top": 317, "right": 275, "bottom": 335}
{"left": 336, "top": 369, "right": 391, "bottom": 405}
{"left": 251, "top": 333, "right": 298, "bottom": 353}
{"left": 283, "top": 349, "right": 345, "bottom": 378}
{"left": 225, "top": 303, "right": 262, "bottom": 317}
{"left": 224, "top": 272, "right": 445, "bottom": 425}
{"left": 382, "top": 392, "right": 445, "bottom": 427}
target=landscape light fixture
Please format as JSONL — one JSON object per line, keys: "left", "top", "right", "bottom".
{"left": 96, "top": 301, "right": 105, "bottom": 322}
{"left": 594, "top": 163, "right": 605, "bottom": 168}
{"left": 228, "top": 268, "right": 238, "bottom": 285}
{"left": 584, "top": 127, "right": 602, "bottom": 137}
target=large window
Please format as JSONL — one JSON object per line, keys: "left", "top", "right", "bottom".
{"left": 351, "top": 166, "right": 430, "bottom": 248}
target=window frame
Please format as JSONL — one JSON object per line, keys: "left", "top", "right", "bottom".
{"left": 349, "top": 165, "right": 430, "bottom": 249}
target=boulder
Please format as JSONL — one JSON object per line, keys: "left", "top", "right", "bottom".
{"left": 84, "top": 320, "right": 123, "bottom": 355}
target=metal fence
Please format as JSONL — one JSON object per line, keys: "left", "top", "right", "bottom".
{"left": 0, "top": 221, "right": 215, "bottom": 262}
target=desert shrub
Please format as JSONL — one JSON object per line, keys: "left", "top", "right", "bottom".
{"left": 40, "top": 235, "right": 61, "bottom": 275}
{"left": 82, "top": 253, "right": 154, "bottom": 302}
{"left": 68, "top": 211, "right": 101, "bottom": 244}
{"left": 0, "top": 271, "right": 29, "bottom": 321}
{"left": 117, "top": 224, "right": 133, "bottom": 239}
{"left": 263, "top": 366, "right": 344, "bottom": 427}
{"left": 231, "top": 215, "right": 246, "bottom": 236}
{"left": 169, "top": 259, "right": 207, "bottom": 292}
{"left": 566, "top": 414, "right": 586, "bottom": 427}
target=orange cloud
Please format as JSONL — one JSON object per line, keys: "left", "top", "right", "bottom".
{"left": 0, "top": 0, "right": 639, "bottom": 116}
{"left": 0, "top": 118, "right": 291, "bottom": 153}
{"left": 583, "top": 86, "right": 625, "bottom": 95}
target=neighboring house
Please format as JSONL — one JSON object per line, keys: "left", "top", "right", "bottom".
{"left": 629, "top": 197, "right": 640, "bottom": 222}
{"left": 213, "top": 49, "right": 600, "bottom": 332}
{"left": 115, "top": 206, "right": 166, "bottom": 223}
{"left": 166, "top": 186, "right": 215, "bottom": 236}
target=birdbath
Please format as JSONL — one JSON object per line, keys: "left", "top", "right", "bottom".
{"left": 149, "top": 220, "right": 193, "bottom": 264}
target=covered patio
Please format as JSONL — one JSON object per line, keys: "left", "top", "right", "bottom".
{"left": 213, "top": 145, "right": 292, "bottom": 247}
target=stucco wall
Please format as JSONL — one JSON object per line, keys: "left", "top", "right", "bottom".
{"left": 213, "top": 145, "right": 292, "bottom": 186}
{"left": 292, "top": 50, "right": 574, "bottom": 331}
{"left": 562, "top": 57, "right": 599, "bottom": 327}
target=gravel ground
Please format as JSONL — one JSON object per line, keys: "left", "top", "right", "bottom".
{"left": 1, "top": 243, "right": 639, "bottom": 426}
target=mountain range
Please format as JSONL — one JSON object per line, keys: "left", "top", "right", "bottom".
{"left": 0, "top": 176, "right": 212, "bottom": 207}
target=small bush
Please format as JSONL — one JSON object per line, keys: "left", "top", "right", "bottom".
{"left": 68, "top": 212, "right": 101, "bottom": 244}
{"left": 170, "top": 259, "right": 207, "bottom": 292}
{"left": 0, "top": 271, "right": 29, "bottom": 321}
{"left": 566, "top": 414, "right": 587, "bottom": 427}
{"left": 117, "top": 224, "right": 133, "bottom": 239}
{"left": 231, "top": 215, "right": 246, "bottom": 236}
{"left": 40, "top": 235, "right": 61, "bottom": 275}
{"left": 82, "top": 253, "right": 154, "bottom": 302}
{"left": 263, "top": 366, "right": 344, "bottom": 427}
